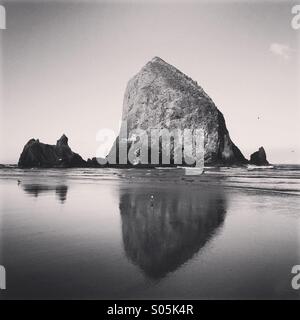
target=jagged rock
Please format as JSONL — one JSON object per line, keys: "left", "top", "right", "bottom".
{"left": 108, "top": 57, "right": 248, "bottom": 166}
{"left": 249, "top": 147, "right": 269, "bottom": 166}
{"left": 87, "top": 157, "right": 106, "bottom": 167}
{"left": 18, "top": 134, "right": 87, "bottom": 168}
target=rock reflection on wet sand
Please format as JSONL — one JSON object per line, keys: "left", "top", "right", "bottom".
{"left": 119, "top": 185, "right": 226, "bottom": 279}
{"left": 21, "top": 184, "right": 68, "bottom": 203}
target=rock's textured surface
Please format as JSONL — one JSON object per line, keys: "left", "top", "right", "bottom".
{"left": 18, "top": 134, "right": 86, "bottom": 168}
{"left": 249, "top": 147, "right": 269, "bottom": 166}
{"left": 110, "top": 57, "right": 248, "bottom": 166}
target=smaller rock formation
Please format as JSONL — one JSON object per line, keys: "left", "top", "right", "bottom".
{"left": 249, "top": 147, "right": 269, "bottom": 166}
{"left": 18, "top": 134, "right": 87, "bottom": 168}
{"left": 86, "top": 157, "right": 106, "bottom": 167}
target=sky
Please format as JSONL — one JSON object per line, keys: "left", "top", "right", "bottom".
{"left": 0, "top": 0, "right": 299, "bottom": 164}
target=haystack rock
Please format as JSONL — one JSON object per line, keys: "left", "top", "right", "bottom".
{"left": 108, "top": 57, "right": 248, "bottom": 166}
{"left": 18, "top": 134, "right": 86, "bottom": 168}
{"left": 249, "top": 147, "right": 269, "bottom": 166}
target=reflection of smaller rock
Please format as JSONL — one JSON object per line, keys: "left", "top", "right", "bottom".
{"left": 22, "top": 184, "right": 68, "bottom": 203}
{"left": 55, "top": 185, "right": 68, "bottom": 203}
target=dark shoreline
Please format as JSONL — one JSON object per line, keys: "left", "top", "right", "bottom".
{"left": 1, "top": 163, "right": 250, "bottom": 170}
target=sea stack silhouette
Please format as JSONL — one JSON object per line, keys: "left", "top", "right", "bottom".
{"left": 249, "top": 147, "right": 269, "bottom": 166}
{"left": 18, "top": 134, "right": 86, "bottom": 168}
{"left": 108, "top": 56, "right": 247, "bottom": 166}
{"left": 17, "top": 57, "right": 270, "bottom": 168}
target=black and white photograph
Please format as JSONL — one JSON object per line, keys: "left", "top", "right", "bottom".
{"left": 0, "top": 0, "right": 299, "bottom": 304}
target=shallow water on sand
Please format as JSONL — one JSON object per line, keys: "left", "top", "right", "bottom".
{"left": 0, "top": 166, "right": 299, "bottom": 299}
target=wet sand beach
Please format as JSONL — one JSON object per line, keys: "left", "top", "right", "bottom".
{"left": 0, "top": 166, "right": 299, "bottom": 299}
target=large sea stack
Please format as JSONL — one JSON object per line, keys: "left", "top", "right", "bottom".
{"left": 108, "top": 57, "right": 248, "bottom": 166}
{"left": 18, "top": 134, "right": 86, "bottom": 168}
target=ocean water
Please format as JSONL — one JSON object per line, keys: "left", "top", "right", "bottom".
{"left": 0, "top": 165, "right": 299, "bottom": 299}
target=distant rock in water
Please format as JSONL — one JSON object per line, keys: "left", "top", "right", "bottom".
{"left": 108, "top": 57, "right": 248, "bottom": 166}
{"left": 249, "top": 147, "right": 269, "bottom": 166}
{"left": 87, "top": 157, "right": 106, "bottom": 167}
{"left": 18, "top": 134, "right": 87, "bottom": 168}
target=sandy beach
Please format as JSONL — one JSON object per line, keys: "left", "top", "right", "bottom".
{"left": 0, "top": 166, "right": 299, "bottom": 299}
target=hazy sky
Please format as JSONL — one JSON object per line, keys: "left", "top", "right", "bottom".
{"left": 1, "top": 0, "right": 299, "bottom": 163}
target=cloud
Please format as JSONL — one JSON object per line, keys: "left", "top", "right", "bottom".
{"left": 269, "top": 43, "right": 293, "bottom": 60}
